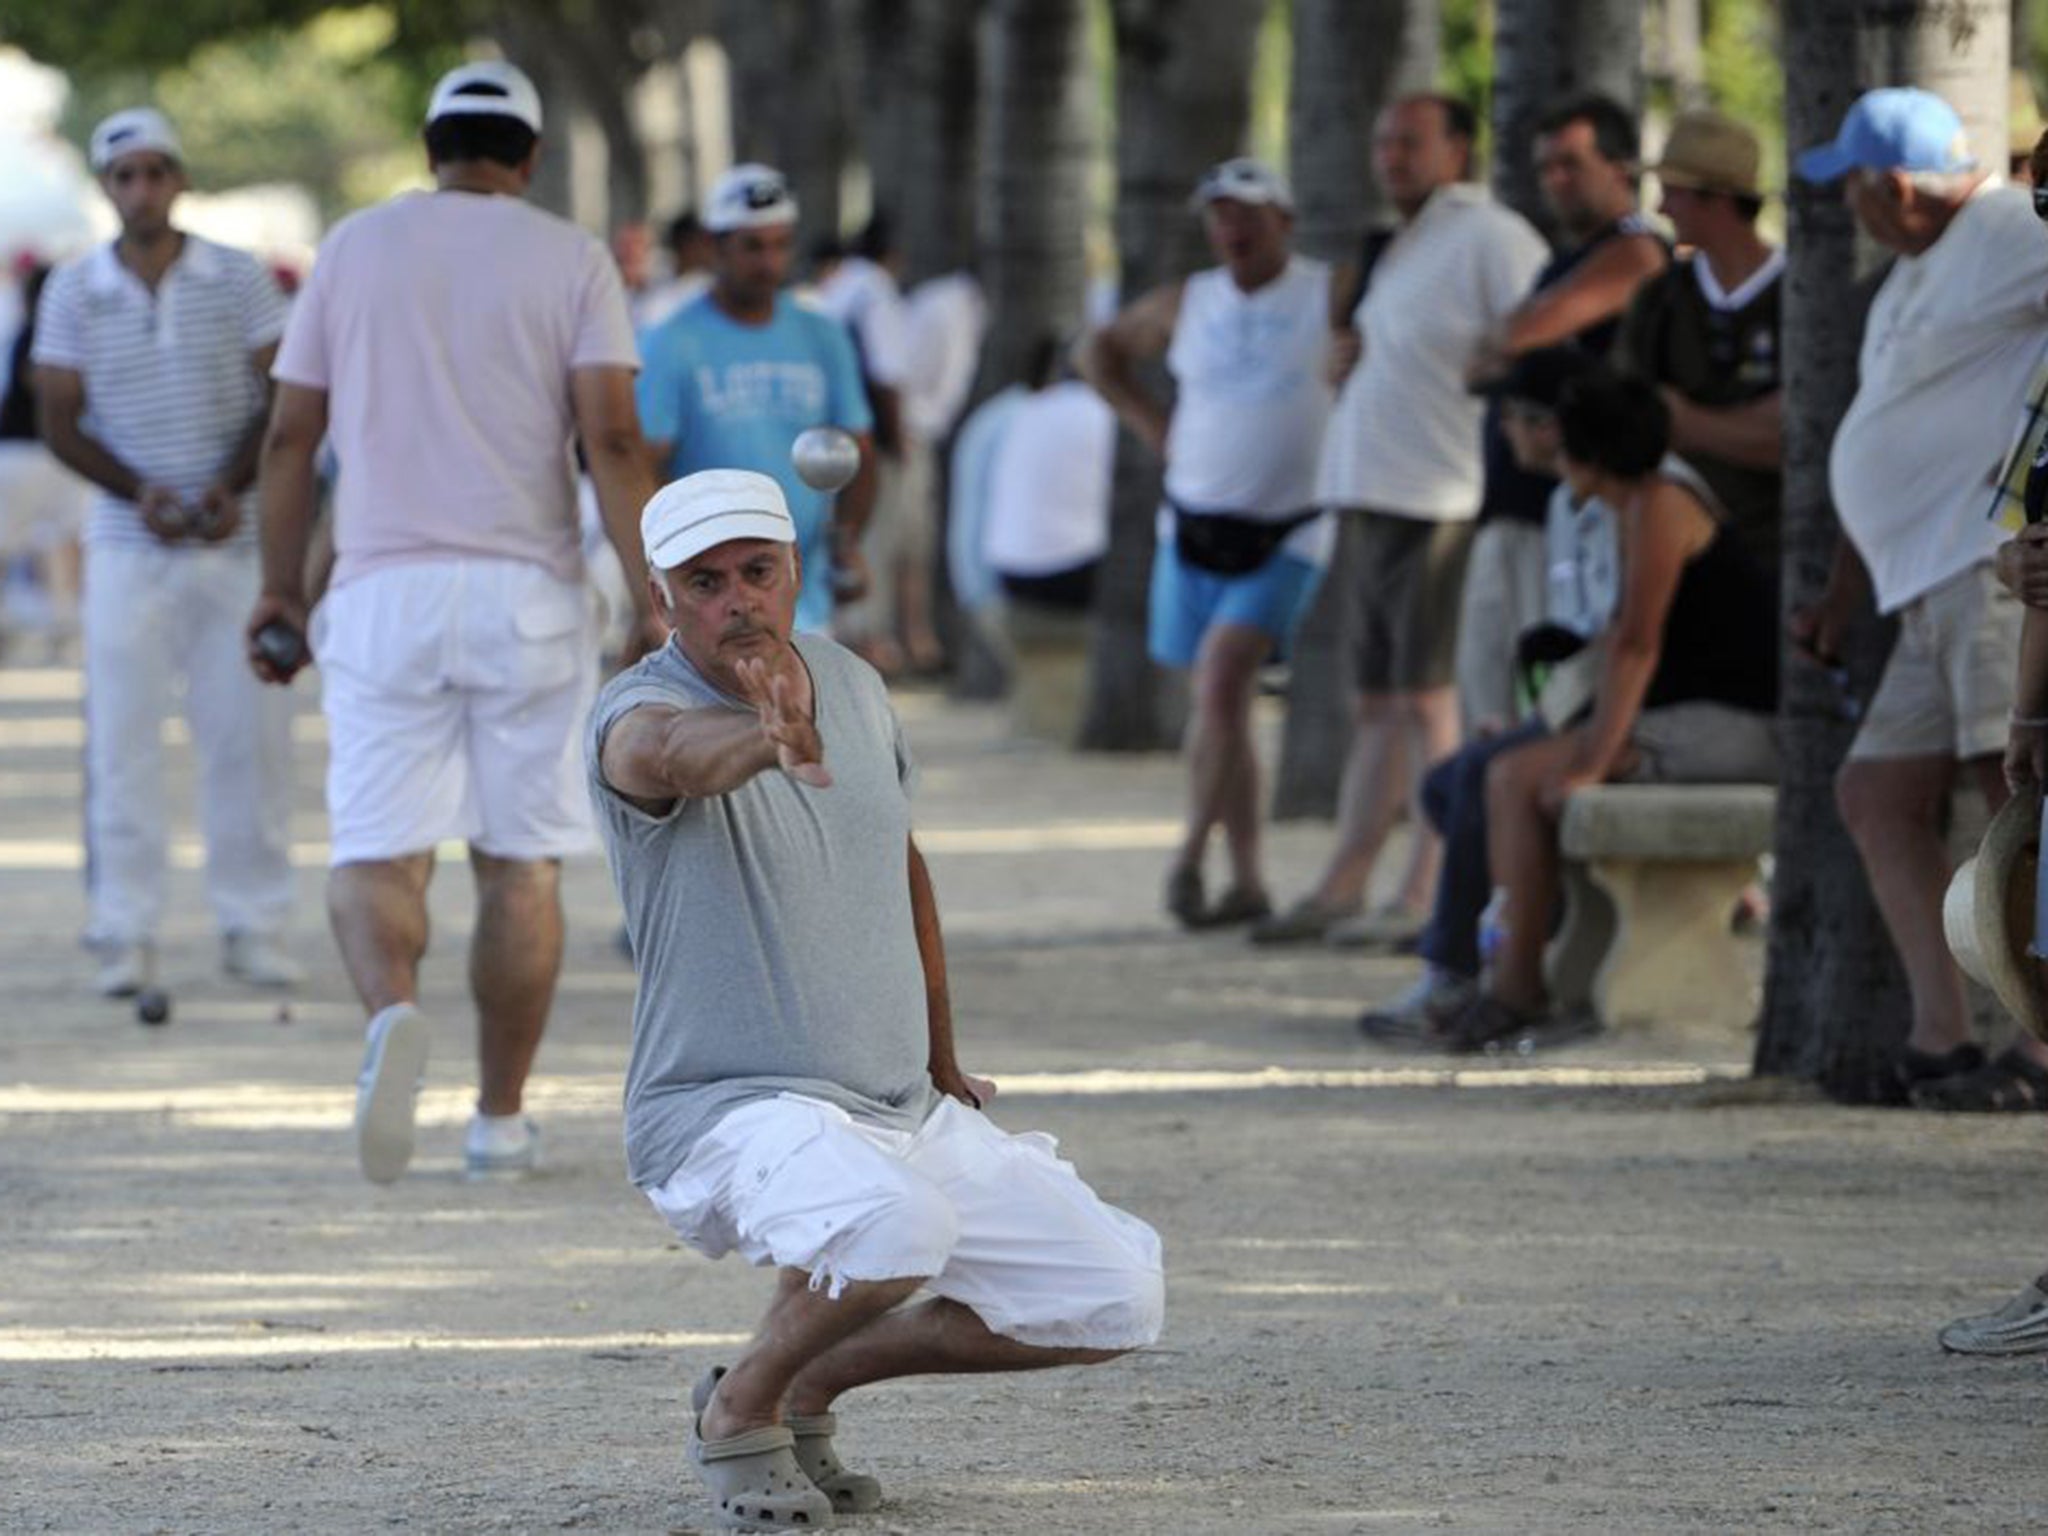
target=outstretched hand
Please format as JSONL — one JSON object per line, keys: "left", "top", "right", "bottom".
{"left": 735, "top": 654, "right": 831, "bottom": 788}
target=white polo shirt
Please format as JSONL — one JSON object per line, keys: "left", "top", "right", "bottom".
{"left": 1830, "top": 182, "right": 2048, "bottom": 613}
{"left": 1316, "top": 183, "right": 1548, "bottom": 520}
{"left": 32, "top": 235, "right": 286, "bottom": 551}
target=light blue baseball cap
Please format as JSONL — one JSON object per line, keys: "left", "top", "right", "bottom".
{"left": 1795, "top": 87, "right": 1977, "bottom": 182}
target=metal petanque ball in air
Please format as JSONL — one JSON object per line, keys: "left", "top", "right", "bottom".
{"left": 791, "top": 427, "right": 861, "bottom": 492}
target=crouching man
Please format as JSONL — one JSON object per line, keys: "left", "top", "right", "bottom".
{"left": 587, "top": 468, "right": 1165, "bottom": 1530}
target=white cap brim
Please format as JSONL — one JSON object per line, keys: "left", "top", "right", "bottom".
{"left": 645, "top": 508, "right": 797, "bottom": 570}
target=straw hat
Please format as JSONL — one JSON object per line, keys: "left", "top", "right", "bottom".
{"left": 1943, "top": 792, "right": 2048, "bottom": 1044}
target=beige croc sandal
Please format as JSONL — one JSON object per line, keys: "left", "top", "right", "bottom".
{"left": 694, "top": 1366, "right": 881, "bottom": 1516}
{"left": 690, "top": 1371, "right": 834, "bottom": 1531}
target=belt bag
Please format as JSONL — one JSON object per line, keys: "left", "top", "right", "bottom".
{"left": 1171, "top": 500, "right": 1319, "bottom": 576}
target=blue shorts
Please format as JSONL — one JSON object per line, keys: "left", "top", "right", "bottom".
{"left": 1147, "top": 542, "right": 1322, "bottom": 668}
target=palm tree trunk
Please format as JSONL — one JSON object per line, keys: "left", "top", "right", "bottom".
{"left": 1078, "top": 0, "right": 1271, "bottom": 752}
{"left": 975, "top": 0, "right": 1092, "bottom": 396}
{"left": 721, "top": 0, "right": 847, "bottom": 238}
{"left": 1490, "top": 0, "right": 1644, "bottom": 233}
{"left": 860, "top": 0, "right": 981, "bottom": 283}
{"left": 1755, "top": 0, "right": 2010, "bottom": 1100}
{"left": 1271, "top": 0, "right": 1440, "bottom": 818}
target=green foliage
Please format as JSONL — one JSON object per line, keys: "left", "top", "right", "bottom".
{"left": 55, "top": 7, "right": 455, "bottom": 219}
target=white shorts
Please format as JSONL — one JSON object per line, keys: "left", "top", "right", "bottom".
{"left": 312, "top": 557, "right": 600, "bottom": 864}
{"left": 646, "top": 1094, "right": 1165, "bottom": 1352}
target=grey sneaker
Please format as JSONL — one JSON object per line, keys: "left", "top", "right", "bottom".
{"left": 1249, "top": 896, "right": 1360, "bottom": 947}
{"left": 1326, "top": 902, "right": 1427, "bottom": 951}
{"left": 1358, "top": 968, "right": 1476, "bottom": 1045}
{"left": 464, "top": 1114, "right": 541, "bottom": 1180}
{"left": 1939, "top": 1275, "right": 2048, "bottom": 1355}
{"left": 356, "top": 1004, "right": 430, "bottom": 1185}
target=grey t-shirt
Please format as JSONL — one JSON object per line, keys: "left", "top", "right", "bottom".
{"left": 587, "top": 633, "right": 936, "bottom": 1189}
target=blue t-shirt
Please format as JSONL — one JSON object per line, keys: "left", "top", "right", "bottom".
{"left": 638, "top": 293, "right": 874, "bottom": 631}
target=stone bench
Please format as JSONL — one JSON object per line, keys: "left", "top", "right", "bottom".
{"left": 1546, "top": 783, "right": 1776, "bottom": 1032}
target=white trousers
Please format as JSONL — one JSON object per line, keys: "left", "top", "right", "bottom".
{"left": 83, "top": 543, "right": 295, "bottom": 946}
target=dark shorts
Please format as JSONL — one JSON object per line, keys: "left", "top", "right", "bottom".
{"left": 1338, "top": 510, "right": 1474, "bottom": 693}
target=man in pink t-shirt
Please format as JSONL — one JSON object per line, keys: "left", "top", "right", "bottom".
{"left": 248, "top": 61, "right": 662, "bottom": 1185}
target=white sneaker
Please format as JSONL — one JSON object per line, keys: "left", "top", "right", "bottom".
{"left": 464, "top": 1113, "right": 542, "bottom": 1180}
{"left": 222, "top": 932, "right": 305, "bottom": 989}
{"left": 94, "top": 943, "right": 154, "bottom": 999}
{"left": 356, "top": 1005, "right": 431, "bottom": 1185}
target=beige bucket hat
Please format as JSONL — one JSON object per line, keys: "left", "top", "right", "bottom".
{"left": 1944, "top": 793, "right": 2048, "bottom": 1044}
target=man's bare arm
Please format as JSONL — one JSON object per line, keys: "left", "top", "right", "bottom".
{"left": 600, "top": 703, "right": 782, "bottom": 810}
{"left": 1076, "top": 282, "right": 1184, "bottom": 456}
{"left": 908, "top": 835, "right": 991, "bottom": 1107}
{"left": 1484, "top": 235, "right": 1668, "bottom": 367}
{"left": 246, "top": 382, "right": 329, "bottom": 681}
{"left": 1664, "top": 388, "right": 1783, "bottom": 471}
{"left": 571, "top": 365, "right": 662, "bottom": 658}
{"left": 34, "top": 366, "right": 145, "bottom": 500}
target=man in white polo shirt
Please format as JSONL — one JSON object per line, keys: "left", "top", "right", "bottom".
{"left": 250, "top": 62, "right": 662, "bottom": 1182}
{"left": 33, "top": 107, "right": 299, "bottom": 999}
{"left": 1256, "top": 95, "right": 1548, "bottom": 947}
{"left": 1794, "top": 88, "right": 2048, "bottom": 1111}
{"left": 1081, "top": 158, "right": 1341, "bottom": 929}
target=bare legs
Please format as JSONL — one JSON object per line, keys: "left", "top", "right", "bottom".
{"left": 701, "top": 1268, "right": 1127, "bottom": 1440}
{"left": 1838, "top": 754, "right": 2048, "bottom": 1069}
{"left": 1174, "top": 623, "right": 1274, "bottom": 898}
{"left": 327, "top": 847, "right": 566, "bottom": 1113}
{"left": 1303, "top": 685, "right": 1459, "bottom": 914}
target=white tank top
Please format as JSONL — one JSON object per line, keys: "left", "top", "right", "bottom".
{"left": 1164, "top": 257, "right": 1333, "bottom": 518}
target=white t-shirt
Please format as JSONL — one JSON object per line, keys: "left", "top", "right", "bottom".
{"left": 1829, "top": 183, "right": 2048, "bottom": 613}
{"left": 273, "top": 192, "right": 638, "bottom": 589}
{"left": 814, "top": 257, "right": 912, "bottom": 387}
{"left": 1316, "top": 183, "right": 1548, "bottom": 520}
{"left": 903, "top": 272, "right": 987, "bottom": 442}
{"left": 982, "top": 381, "right": 1115, "bottom": 577}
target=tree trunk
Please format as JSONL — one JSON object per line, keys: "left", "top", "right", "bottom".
{"left": 1078, "top": 0, "right": 1271, "bottom": 752}
{"left": 1754, "top": 0, "right": 2009, "bottom": 1101}
{"left": 860, "top": 0, "right": 981, "bottom": 283}
{"left": 975, "top": 0, "right": 1092, "bottom": 396}
{"left": 1490, "top": 0, "right": 1644, "bottom": 233}
{"left": 1271, "top": 0, "right": 1440, "bottom": 817}
{"left": 721, "top": 0, "right": 847, "bottom": 238}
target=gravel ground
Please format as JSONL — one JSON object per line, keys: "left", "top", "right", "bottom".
{"left": 1, "top": 667, "right": 2043, "bottom": 1534}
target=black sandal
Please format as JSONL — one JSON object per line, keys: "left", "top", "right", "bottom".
{"left": 1894, "top": 1042, "right": 1987, "bottom": 1096}
{"left": 1911, "top": 1046, "right": 2048, "bottom": 1112}
{"left": 1437, "top": 994, "right": 1546, "bottom": 1055}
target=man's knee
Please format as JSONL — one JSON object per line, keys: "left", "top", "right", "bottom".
{"left": 1835, "top": 759, "right": 1943, "bottom": 843}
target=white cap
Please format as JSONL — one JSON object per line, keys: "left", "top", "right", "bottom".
{"left": 704, "top": 163, "right": 799, "bottom": 234}
{"left": 426, "top": 61, "right": 543, "bottom": 134}
{"left": 1191, "top": 157, "right": 1294, "bottom": 212}
{"left": 643, "top": 470, "right": 797, "bottom": 570}
{"left": 90, "top": 108, "right": 183, "bottom": 172}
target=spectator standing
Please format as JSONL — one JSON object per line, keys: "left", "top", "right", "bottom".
{"left": 982, "top": 358, "right": 1116, "bottom": 608}
{"left": 1082, "top": 158, "right": 1340, "bottom": 929}
{"left": 1255, "top": 97, "right": 1547, "bottom": 947}
{"left": 638, "top": 163, "right": 879, "bottom": 637}
{"left": 1791, "top": 88, "right": 2048, "bottom": 1110}
{"left": 1457, "top": 93, "right": 1669, "bottom": 743}
{"left": 33, "top": 108, "right": 299, "bottom": 998}
{"left": 0, "top": 262, "right": 86, "bottom": 651}
{"left": 1617, "top": 108, "right": 1784, "bottom": 581}
{"left": 634, "top": 211, "right": 715, "bottom": 334}
{"left": 249, "top": 62, "right": 662, "bottom": 1184}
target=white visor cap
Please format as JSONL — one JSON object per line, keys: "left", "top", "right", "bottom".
{"left": 643, "top": 469, "right": 798, "bottom": 571}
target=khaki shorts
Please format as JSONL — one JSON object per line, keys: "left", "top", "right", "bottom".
{"left": 1339, "top": 509, "right": 1474, "bottom": 693}
{"left": 1848, "top": 563, "right": 2020, "bottom": 763}
{"left": 1621, "top": 701, "right": 1779, "bottom": 784}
